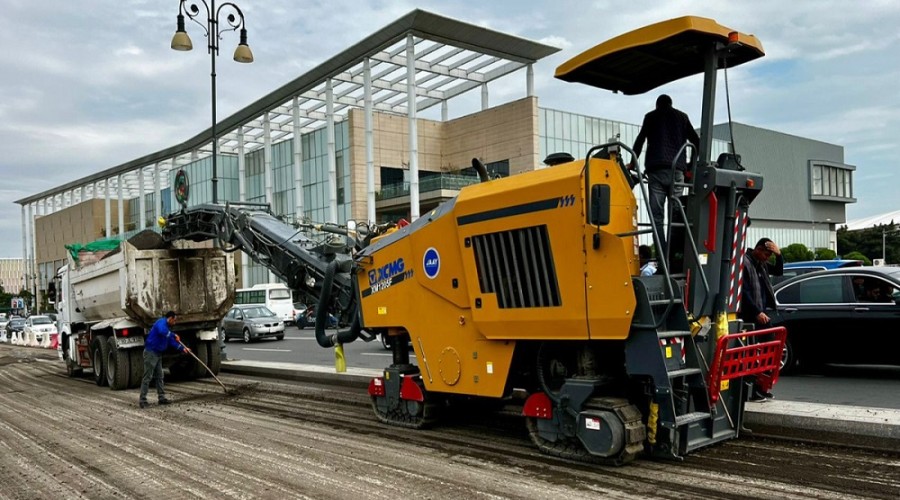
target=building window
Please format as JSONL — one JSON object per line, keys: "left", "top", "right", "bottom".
{"left": 809, "top": 161, "right": 855, "bottom": 201}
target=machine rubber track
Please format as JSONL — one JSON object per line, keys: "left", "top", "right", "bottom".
{"left": 526, "top": 397, "right": 646, "bottom": 466}
{"left": 371, "top": 378, "right": 439, "bottom": 430}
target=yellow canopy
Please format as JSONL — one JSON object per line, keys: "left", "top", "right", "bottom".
{"left": 555, "top": 16, "right": 764, "bottom": 95}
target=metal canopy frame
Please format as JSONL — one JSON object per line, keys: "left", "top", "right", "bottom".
{"left": 17, "top": 9, "right": 559, "bottom": 204}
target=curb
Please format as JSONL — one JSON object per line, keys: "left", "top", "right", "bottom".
{"left": 221, "top": 360, "right": 900, "bottom": 453}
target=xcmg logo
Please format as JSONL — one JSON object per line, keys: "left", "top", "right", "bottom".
{"left": 368, "top": 258, "right": 405, "bottom": 285}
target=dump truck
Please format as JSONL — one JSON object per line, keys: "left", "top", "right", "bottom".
{"left": 55, "top": 232, "right": 234, "bottom": 390}
{"left": 160, "top": 16, "right": 785, "bottom": 465}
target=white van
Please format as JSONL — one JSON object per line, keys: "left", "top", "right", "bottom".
{"left": 235, "top": 283, "right": 295, "bottom": 325}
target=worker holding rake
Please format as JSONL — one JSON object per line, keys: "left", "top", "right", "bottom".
{"left": 139, "top": 311, "right": 190, "bottom": 409}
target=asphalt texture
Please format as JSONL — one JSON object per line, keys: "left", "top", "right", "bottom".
{"left": 221, "top": 358, "right": 900, "bottom": 454}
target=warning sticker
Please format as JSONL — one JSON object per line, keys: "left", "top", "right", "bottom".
{"left": 585, "top": 418, "right": 601, "bottom": 431}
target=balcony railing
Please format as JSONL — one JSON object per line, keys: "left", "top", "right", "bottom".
{"left": 379, "top": 174, "right": 481, "bottom": 201}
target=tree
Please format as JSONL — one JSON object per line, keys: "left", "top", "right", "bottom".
{"left": 781, "top": 243, "right": 814, "bottom": 262}
{"left": 843, "top": 251, "right": 871, "bottom": 266}
{"left": 838, "top": 222, "right": 900, "bottom": 264}
{"left": 815, "top": 247, "right": 837, "bottom": 261}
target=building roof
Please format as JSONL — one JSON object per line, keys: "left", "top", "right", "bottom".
{"left": 845, "top": 210, "right": 900, "bottom": 230}
{"left": 17, "top": 9, "right": 559, "bottom": 205}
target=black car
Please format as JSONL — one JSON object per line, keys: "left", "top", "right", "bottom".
{"left": 771, "top": 267, "right": 900, "bottom": 373}
{"left": 5, "top": 318, "right": 26, "bottom": 338}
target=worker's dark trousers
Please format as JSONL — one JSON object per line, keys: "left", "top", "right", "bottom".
{"left": 647, "top": 168, "right": 684, "bottom": 257}
{"left": 139, "top": 350, "right": 166, "bottom": 402}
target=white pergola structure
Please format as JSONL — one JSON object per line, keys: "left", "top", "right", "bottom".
{"left": 16, "top": 9, "right": 559, "bottom": 299}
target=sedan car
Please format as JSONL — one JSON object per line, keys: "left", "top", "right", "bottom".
{"left": 773, "top": 259, "right": 863, "bottom": 284}
{"left": 5, "top": 318, "right": 25, "bottom": 338}
{"left": 24, "top": 315, "right": 58, "bottom": 342}
{"left": 771, "top": 267, "right": 900, "bottom": 373}
{"left": 220, "top": 305, "right": 285, "bottom": 343}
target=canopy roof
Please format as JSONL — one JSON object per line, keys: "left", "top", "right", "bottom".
{"left": 18, "top": 9, "right": 559, "bottom": 205}
{"left": 555, "top": 16, "right": 764, "bottom": 95}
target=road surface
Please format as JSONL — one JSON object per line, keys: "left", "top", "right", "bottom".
{"left": 0, "top": 345, "right": 897, "bottom": 499}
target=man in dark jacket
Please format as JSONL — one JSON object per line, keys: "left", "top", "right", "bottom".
{"left": 139, "top": 311, "right": 189, "bottom": 408}
{"left": 632, "top": 94, "right": 700, "bottom": 256}
{"left": 740, "top": 237, "right": 783, "bottom": 401}
{"left": 740, "top": 238, "right": 784, "bottom": 327}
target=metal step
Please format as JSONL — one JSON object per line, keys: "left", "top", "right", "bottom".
{"left": 675, "top": 411, "right": 710, "bottom": 427}
{"left": 668, "top": 368, "right": 702, "bottom": 378}
{"left": 658, "top": 330, "right": 692, "bottom": 339}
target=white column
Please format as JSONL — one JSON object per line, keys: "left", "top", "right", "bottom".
{"left": 154, "top": 163, "right": 162, "bottom": 223}
{"left": 292, "top": 97, "right": 304, "bottom": 222}
{"left": 481, "top": 82, "right": 489, "bottom": 110}
{"left": 80, "top": 185, "right": 87, "bottom": 204}
{"left": 526, "top": 64, "right": 534, "bottom": 97}
{"left": 364, "top": 59, "right": 375, "bottom": 223}
{"left": 238, "top": 127, "right": 249, "bottom": 287}
{"left": 20, "top": 205, "right": 27, "bottom": 293}
{"left": 441, "top": 100, "right": 448, "bottom": 122}
{"left": 117, "top": 174, "right": 124, "bottom": 237}
{"left": 105, "top": 179, "right": 111, "bottom": 239}
{"left": 326, "top": 78, "right": 337, "bottom": 224}
{"left": 138, "top": 168, "right": 146, "bottom": 230}
{"left": 263, "top": 115, "right": 275, "bottom": 283}
{"left": 406, "top": 34, "right": 420, "bottom": 220}
{"left": 29, "top": 203, "right": 37, "bottom": 312}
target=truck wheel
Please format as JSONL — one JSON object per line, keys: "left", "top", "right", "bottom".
{"left": 207, "top": 341, "right": 221, "bottom": 375}
{"left": 128, "top": 349, "right": 143, "bottom": 389}
{"left": 193, "top": 341, "right": 210, "bottom": 379}
{"left": 243, "top": 329, "right": 251, "bottom": 344}
{"left": 92, "top": 336, "right": 109, "bottom": 387}
{"left": 106, "top": 337, "right": 130, "bottom": 390}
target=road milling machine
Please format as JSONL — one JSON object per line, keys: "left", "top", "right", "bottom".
{"left": 162, "top": 16, "right": 786, "bottom": 465}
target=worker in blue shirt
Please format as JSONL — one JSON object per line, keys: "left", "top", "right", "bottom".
{"left": 140, "top": 311, "right": 190, "bottom": 408}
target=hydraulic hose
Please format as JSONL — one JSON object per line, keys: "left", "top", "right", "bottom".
{"left": 314, "top": 260, "right": 361, "bottom": 347}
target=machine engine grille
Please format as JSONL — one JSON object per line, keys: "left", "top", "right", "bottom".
{"left": 472, "top": 225, "right": 561, "bottom": 308}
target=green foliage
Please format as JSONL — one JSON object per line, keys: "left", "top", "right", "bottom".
{"left": 837, "top": 222, "right": 900, "bottom": 264}
{"left": 781, "top": 243, "right": 814, "bottom": 262}
{"left": 842, "top": 251, "right": 872, "bottom": 266}
{"left": 815, "top": 247, "right": 837, "bottom": 261}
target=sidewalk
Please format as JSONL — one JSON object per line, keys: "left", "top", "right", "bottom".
{"left": 221, "top": 359, "right": 900, "bottom": 453}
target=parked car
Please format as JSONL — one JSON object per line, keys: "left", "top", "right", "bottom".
{"left": 220, "top": 305, "right": 285, "bottom": 343}
{"left": 774, "top": 259, "right": 864, "bottom": 284}
{"left": 24, "top": 315, "right": 58, "bottom": 342}
{"left": 5, "top": 318, "right": 25, "bottom": 338}
{"left": 292, "top": 302, "right": 308, "bottom": 328}
{"left": 296, "top": 306, "right": 337, "bottom": 330}
{"left": 771, "top": 267, "right": 900, "bottom": 373}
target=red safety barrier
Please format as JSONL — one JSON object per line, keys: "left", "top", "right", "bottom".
{"left": 708, "top": 326, "right": 786, "bottom": 404}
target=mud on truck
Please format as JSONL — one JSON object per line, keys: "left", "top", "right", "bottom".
{"left": 159, "top": 16, "right": 786, "bottom": 465}
{"left": 55, "top": 232, "right": 234, "bottom": 390}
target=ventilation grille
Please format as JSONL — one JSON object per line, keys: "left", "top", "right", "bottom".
{"left": 472, "top": 225, "right": 561, "bottom": 309}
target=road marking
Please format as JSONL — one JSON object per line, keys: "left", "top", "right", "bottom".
{"left": 241, "top": 348, "right": 292, "bottom": 352}
{"left": 283, "top": 337, "right": 315, "bottom": 340}
{"left": 360, "top": 352, "right": 416, "bottom": 357}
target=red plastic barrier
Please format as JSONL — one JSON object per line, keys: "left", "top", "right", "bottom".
{"left": 708, "top": 326, "right": 786, "bottom": 404}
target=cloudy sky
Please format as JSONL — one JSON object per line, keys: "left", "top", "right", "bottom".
{"left": 2, "top": 0, "right": 898, "bottom": 258}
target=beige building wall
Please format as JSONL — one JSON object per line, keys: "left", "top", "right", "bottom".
{"left": 35, "top": 199, "right": 124, "bottom": 264}
{"left": 346, "top": 97, "right": 540, "bottom": 220}
{"left": 0, "top": 258, "right": 25, "bottom": 294}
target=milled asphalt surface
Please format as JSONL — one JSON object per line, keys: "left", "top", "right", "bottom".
{"left": 222, "top": 359, "right": 900, "bottom": 453}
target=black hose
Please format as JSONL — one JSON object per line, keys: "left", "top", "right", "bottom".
{"left": 471, "top": 158, "right": 490, "bottom": 182}
{"left": 314, "top": 260, "right": 360, "bottom": 347}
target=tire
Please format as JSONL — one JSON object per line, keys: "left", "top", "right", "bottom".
{"left": 91, "top": 336, "right": 109, "bottom": 387}
{"left": 780, "top": 337, "right": 797, "bottom": 375}
{"left": 381, "top": 333, "right": 391, "bottom": 350}
{"left": 128, "top": 348, "right": 143, "bottom": 389}
{"left": 243, "top": 329, "right": 252, "bottom": 344}
{"left": 221, "top": 327, "right": 229, "bottom": 343}
{"left": 193, "top": 341, "right": 210, "bottom": 379}
{"left": 207, "top": 340, "right": 221, "bottom": 375}
{"left": 276, "top": 334, "right": 284, "bottom": 341}
{"left": 65, "top": 357, "right": 83, "bottom": 378}
{"left": 106, "top": 337, "right": 130, "bottom": 390}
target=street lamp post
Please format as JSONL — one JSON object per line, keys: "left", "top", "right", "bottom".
{"left": 171, "top": 1, "right": 254, "bottom": 204}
